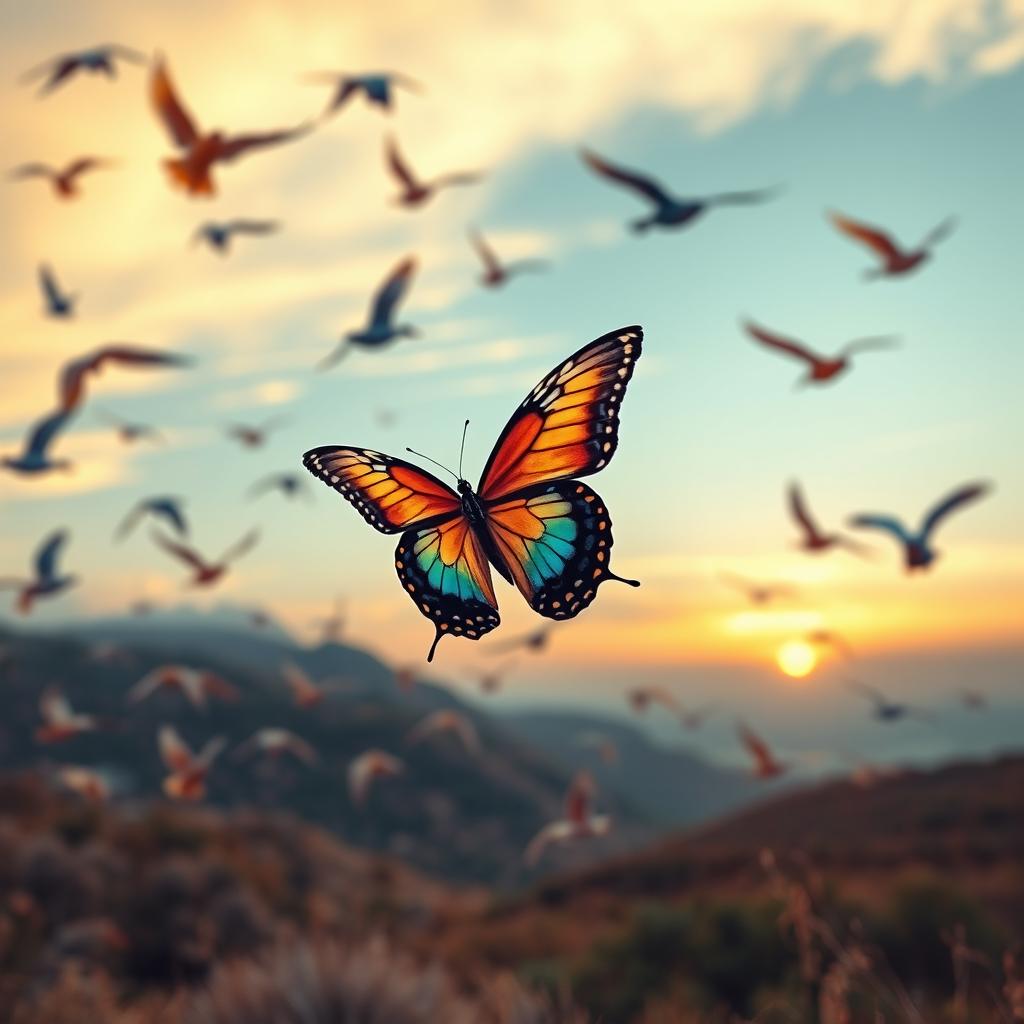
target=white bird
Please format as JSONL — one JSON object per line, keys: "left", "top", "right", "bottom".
{"left": 406, "top": 710, "right": 480, "bottom": 756}
{"left": 36, "top": 690, "right": 96, "bottom": 744}
{"left": 234, "top": 728, "right": 318, "bottom": 766}
{"left": 158, "top": 725, "right": 226, "bottom": 801}
{"left": 525, "top": 772, "right": 611, "bottom": 866}
{"left": 348, "top": 750, "right": 404, "bottom": 807}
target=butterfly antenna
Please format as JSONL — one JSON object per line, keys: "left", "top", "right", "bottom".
{"left": 458, "top": 419, "right": 470, "bottom": 480}
{"left": 406, "top": 447, "right": 458, "bottom": 483}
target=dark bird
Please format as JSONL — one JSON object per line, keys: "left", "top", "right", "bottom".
{"left": 225, "top": 417, "right": 287, "bottom": 449}
{"left": 829, "top": 210, "right": 956, "bottom": 278}
{"left": 308, "top": 71, "right": 421, "bottom": 117}
{"left": 59, "top": 345, "right": 192, "bottom": 411}
{"left": 788, "top": 482, "right": 870, "bottom": 557}
{"left": 96, "top": 409, "right": 163, "bottom": 445}
{"left": 487, "top": 625, "right": 552, "bottom": 655}
{"left": 116, "top": 496, "right": 188, "bottom": 540}
{"left": 192, "top": 219, "right": 279, "bottom": 254}
{"left": 2, "top": 407, "right": 76, "bottom": 475}
{"left": 386, "top": 137, "right": 481, "bottom": 207}
{"left": 151, "top": 528, "right": 260, "bottom": 587}
{"left": 318, "top": 256, "right": 417, "bottom": 370}
{"left": 737, "top": 722, "right": 787, "bottom": 779}
{"left": 805, "top": 628, "right": 854, "bottom": 661}
{"left": 247, "top": 472, "right": 310, "bottom": 501}
{"left": 38, "top": 264, "right": 76, "bottom": 318}
{"left": 845, "top": 679, "right": 931, "bottom": 723}
{"left": 848, "top": 482, "right": 991, "bottom": 572}
{"left": 0, "top": 530, "right": 76, "bottom": 614}
{"left": 150, "top": 56, "right": 310, "bottom": 196}
{"left": 582, "top": 148, "right": 778, "bottom": 233}
{"left": 469, "top": 228, "right": 547, "bottom": 288}
{"left": 961, "top": 689, "right": 988, "bottom": 711}
{"left": 9, "top": 157, "right": 111, "bottom": 199}
{"left": 718, "top": 571, "right": 795, "bottom": 606}
{"left": 744, "top": 320, "right": 897, "bottom": 386}
{"left": 21, "top": 45, "right": 147, "bottom": 95}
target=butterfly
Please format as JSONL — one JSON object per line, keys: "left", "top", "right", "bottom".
{"left": 302, "top": 327, "right": 642, "bottom": 661}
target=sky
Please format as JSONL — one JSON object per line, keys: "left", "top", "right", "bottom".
{"left": 1, "top": 0, "right": 1022, "bottom": 767}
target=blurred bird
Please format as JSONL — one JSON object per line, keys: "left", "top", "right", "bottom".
{"left": 737, "top": 722, "right": 787, "bottom": 779}
{"left": 318, "top": 256, "right": 418, "bottom": 370}
{"left": 56, "top": 767, "right": 111, "bottom": 803}
{"left": 314, "top": 597, "right": 346, "bottom": 645}
{"left": 718, "top": 571, "right": 796, "bottom": 606}
{"left": 386, "top": 137, "right": 481, "bottom": 207}
{"left": 845, "top": 679, "right": 931, "bottom": 723}
{"left": 581, "top": 148, "right": 778, "bottom": 233}
{"left": 961, "top": 690, "right": 988, "bottom": 711}
{"left": 192, "top": 219, "right": 279, "bottom": 254}
{"left": 159, "top": 725, "right": 226, "bottom": 801}
{"left": 744, "top": 320, "right": 897, "bottom": 387}
{"left": 8, "top": 157, "right": 111, "bottom": 199}
{"left": 829, "top": 210, "right": 956, "bottom": 279}
{"left": 627, "top": 686, "right": 679, "bottom": 715}
{"left": 525, "top": 771, "right": 611, "bottom": 866}
{"left": 848, "top": 481, "right": 992, "bottom": 573}
{"left": 1, "top": 407, "right": 76, "bottom": 475}
{"left": 0, "top": 530, "right": 76, "bottom": 613}
{"left": 38, "top": 264, "right": 76, "bottom": 318}
{"left": 21, "top": 45, "right": 147, "bottom": 95}
{"left": 128, "top": 665, "right": 239, "bottom": 709}
{"left": 36, "top": 690, "right": 96, "bottom": 744}
{"left": 225, "top": 417, "right": 287, "bottom": 449}
{"left": 348, "top": 749, "right": 404, "bottom": 807}
{"left": 87, "top": 642, "right": 134, "bottom": 667}
{"left": 97, "top": 409, "right": 163, "bottom": 445}
{"left": 247, "top": 472, "right": 310, "bottom": 501}
{"left": 234, "top": 728, "right": 318, "bottom": 766}
{"left": 487, "top": 625, "right": 552, "bottom": 655}
{"left": 468, "top": 228, "right": 547, "bottom": 288}
{"left": 59, "top": 345, "right": 193, "bottom": 411}
{"left": 575, "top": 731, "right": 620, "bottom": 765}
{"left": 150, "top": 56, "right": 310, "bottom": 196}
{"left": 308, "top": 71, "right": 421, "bottom": 116}
{"left": 116, "top": 496, "right": 188, "bottom": 540}
{"left": 679, "top": 704, "right": 718, "bottom": 731}
{"left": 282, "top": 662, "right": 327, "bottom": 709}
{"left": 788, "top": 483, "right": 870, "bottom": 557}
{"left": 805, "top": 628, "right": 854, "bottom": 661}
{"left": 406, "top": 710, "right": 480, "bottom": 756}
{"left": 475, "top": 660, "right": 515, "bottom": 695}
{"left": 151, "top": 528, "right": 260, "bottom": 587}
{"left": 394, "top": 666, "right": 417, "bottom": 693}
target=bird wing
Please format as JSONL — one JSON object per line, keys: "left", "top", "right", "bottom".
{"left": 150, "top": 58, "right": 199, "bottom": 147}
{"left": 433, "top": 171, "right": 481, "bottom": 188}
{"left": 385, "top": 137, "right": 419, "bottom": 191}
{"left": 847, "top": 514, "right": 912, "bottom": 544}
{"left": 151, "top": 531, "right": 207, "bottom": 572}
{"left": 283, "top": 662, "right": 317, "bottom": 700}
{"left": 369, "top": 256, "right": 416, "bottom": 328}
{"left": 286, "top": 734, "right": 319, "bottom": 764}
{"left": 564, "top": 771, "right": 595, "bottom": 824}
{"left": 65, "top": 157, "right": 104, "bottom": 178}
{"left": 152, "top": 499, "right": 188, "bottom": 537}
{"left": 744, "top": 321, "right": 820, "bottom": 366}
{"left": 738, "top": 723, "right": 773, "bottom": 769}
{"left": 845, "top": 678, "right": 886, "bottom": 705}
{"left": 841, "top": 336, "right": 899, "bottom": 358}
{"left": 218, "top": 124, "right": 311, "bottom": 161}
{"left": 920, "top": 216, "right": 957, "bottom": 250}
{"left": 707, "top": 185, "right": 780, "bottom": 206}
{"left": 469, "top": 228, "right": 500, "bottom": 275}
{"left": 127, "top": 669, "right": 167, "bottom": 703}
{"left": 115, "top": 503, "right": 146, "bottom": 540}
{"left": 25, "top": 407, "right": 75, "bottom": 460}
{"left": 59, "top": 345, "right": 191, "bottom": 410}
{"left": 221, "top": 529, "right": 260, "bottom": 565}
{"left": 107, "top": 45, "right": 148, "bottom": 64}
{"left": 199, "top": 672, "right": 240, "bottom": 702}
{"left": 10, "top": 163, "right": 54, "bottom": 180}
{"left": 920, "top": 482, "right": 991, "bottom": 540}
{"left": 829, "top": 211, "right": 902, "bottom": 262}
{"left": 38, "top": 265, "right": 62, "bottom": 306}
{"left": 326, "top": 79, "right": 359, "bottom": 113}
{"left": 580, "top": 149, "right": 672, "bottom": 206}
{"left": 158, "top": 725, "right": 195, "bottom": 772}
{"left": 524, "top": 822, "right": 562, "bottom": 866}
{"left": 787, "top": 482, "right": 822, "bottom": 541}
{"left": 225, "top": 219, "right": 279, "bottom": 235}
{"left": 34, "top": 530, "right": 67, "bottom": 581}
{"left": 37, "top": 57, "right": 81, "bottom": 94}
{"left": 198, "top": 735, "right": 227, "bottom": 768}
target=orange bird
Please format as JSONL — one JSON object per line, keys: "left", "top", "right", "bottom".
{"left": 234, "top": 728, "right": 318, "bottom": 766}
{"left": 788, "top": 482, "right": 870, "bottom": 557}
{"left": 151, "top": 528, "right": 259, "bottom": 587}
{"left": 744, "top": 319, "right": 897, "bottom": 386}
{"left": 737, "top": 722, "right": 787, "bottom": 779}
{"left": 56, "top": 767, "right": 111, "bottom": 803}
{"left": 59, "top": 345, "right": 192, "bottom": 411}
{"left": 627, "top": 685, "right": 679, "bottom": 715}
{"left": 128, "top": 665, "right": 239, "bottom": 709}
{"left": 150, "top": 57, "right": 310, "bottom": 196}
{"left": 348, "top": 750, "right": 404, "bottom": 807}
{"left": 406, "top": 710, "right": 480, "bottom": 756}
{"left": 36, "top": 690, "right": 97, "bottom": 744}
{"left": 8, "top": 157, "right": 112, "bottom": 199}
{"left": 386, "top": 136, "right": 481, "bottom": 207}
{"left": 468, "top": 228, "right": 547, "bottom": 288}
{"left": 525, "top": 771, "right": 611, "bottom": 866}
{"left": 282, "top": 662, "right": 327, "bottom": 709}
{"left": 159, "top": 726, "right": 226, "bottom": 801}
{"left": 829, "top": 210, "right": 956, "bottom": 278}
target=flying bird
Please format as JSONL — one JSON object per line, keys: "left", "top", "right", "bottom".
{"left": 38, "top": 264, "right": 76, "bottom": 318}
{"left": 21, "top": 45, "right": 147, "bottom": 95}
{"left": 486, "top": 625, "right": 553, "bottom": 656}
{"left": 581, "top": 149, "right": 778, "bottom": 233}
{"left": 234, "top": 728, "right": 318, "bottom": 766}
{"left": 59, "top": 345, "right": 192, "bottom": 411}
{"left": 303, "top": 328, "right": 642, "bottom": 660}
{"left": 474, "top": 660, "right": 514, "bottom": 694}
{"left": 788, "top": 483, "right": 869, "bottom": 557}
{"left": 282, "top": 662, "right": 328, "bottom": 709}
{"left": 225, "top": 418, "right": 287, "bottom": 449}
{"left": 308, "top": 71, "right": 421, "bottom": 117}
{"left": 525, "top": 771, "right": 611, "bottom": 866}
{"left": 348, "top": 750, "right": 404, "bottom": 807}
{"left": 805, "top": 628, "right": 854, "bottom": 661}
{"left": 115, "top": 496, "right": 188, "bottom": 540}
{"left": 97, "top": 409, "right": 163, "bottom": 445}
{"left": 159, "top": 726, "right": 226, "bottom": 801}
{"left": 718, "top": 571, "right": 796, "bottom": 606}
{"left": 386, "top": 137, "right": 481, "bottom": 207}
{"left": 8, "top": 158, "right": 111, "bottom": 199}
{"left": 56, "top": 767, "right": 111, "bottom": 803}
{"left": 961, "top": 690, "right": 988, "bottom": 711}
{"left": 247, "top": 472, "right": 310, "bottom": 501}
{"left": 575, "top": 731, "right": 620, "bottom": 765}
{"left": 150, "top": 56, "right": 310, "bottom": 196}
{"left": 468, "top": 228, "right": 547, "bottom": 288}
{"left": 313, "top": 597, "right": 346, "bottom": 645}
{"left": 393, "top": 666, "right": 417, "bottom": 693}
{"left": 151, "top": 528, "right": 260, "bottom": 587}
{"left": 845, "top": 679, "right": 931, "bottom": 723}
{"left": 318, "top": 256, "right": 418, "bottom": 370}
{"left": 128, "top": 665, "right": 239, "bottom": 709}
{"left": 743, "top": 320, "right": 897, "bottom": 387}
{"left": 36, "top": 690, "right": 96, "bottom": 744}
{"left": 192, "top": 219, "right": 279, "bottom": 254}
{"left": 848, "top": 482, "right": 992, "bottom": 573}
{"left": 0, "top": 530, "right": 76, "bottom": 613}
{"left": 737, "top": 722, "right": 787, "bottom": 779}
{"left": 406, "top": 710, "right": 480, "bottom": 756}
{"left": 627, "top": 686, "right": 679, "bottom": 715}
{"left": 2, "top": 407, "right": 76, "bottom": 475}
{"left": 829, "top": 211, "right": 956, "bottom": 279}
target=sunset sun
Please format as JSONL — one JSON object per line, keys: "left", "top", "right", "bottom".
{"left": 776, "top": 640, "right": 818, "bottom": 679}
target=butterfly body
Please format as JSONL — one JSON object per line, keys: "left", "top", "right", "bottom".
{"left": 305, "top": 327, "right": 643, "bottom": 660}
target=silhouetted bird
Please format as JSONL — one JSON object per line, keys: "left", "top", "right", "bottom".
{"left": 59, "top": 345, "right": 192, "bottom": 410}
{"left": 192, "top": 219, "right": 279, "bottom": 253}
{"left": 718, "top": 571, "right": 795, "bottom": 605}
{"left": 0, "top": 530, "right": 76, "bottom": 614}
{"left": 744, "top": 319, "right": 897, "bottom": 386}
{"left": 2, "top": 407, "right": 76, "bottom": 475}
{"left": 845, "top": 679, "right": 931, "bottom": 723}
{"left": 487, "top": 625, "right": 552, "bottom": 655}
{"left": 128, "top": 665, "right": 238, "bottom": 709}
{"left": 225, "top": 417, "right": 287, "bottom": 449}
{"left": 21, "top": 45, "right": 146, "bottom": 95}
{"left": 38, "top": 264, "right": 76, "bottom": 317}
{"left": 116, "top": 497, "right": 188, "bottom": 540}
{"left": 737, "top": 722, "right": 787, "bottom": 779}
{"left": 468, "top": 228, "right": 547, "bottom": 288}
{"left": 151, "top": 528, "right": 259, "bottom": 587}
{"left": 386, "top": 137, "right": 481, "bottom": 207}
{"left": 9, "top": 157, "right": 111, "bottom": 199}
{"left": 308, "top": 71, "right": 421, "bottom": 116}
{"left": 247, "top": 472, "right": 310, "bottom": 500}
{"left": 582, "top": 148, "right": 778, "bottom": 233}
{"left": 97, "top": 409, "right": 162, "bottom": 445}
{"left": 318, "top": 256, "right": 418, "bottom": 369}
{"left": 829, "top": 210, "right": 956, "bottom": 278}
{"left": 150, "top": 56, "right": 310, "bottom": 196}
{"left": 848, "top": 481, "right": 992, "bottom": 572}
{"left": 789, "top": 482, "right": 870, "bottom": 557}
